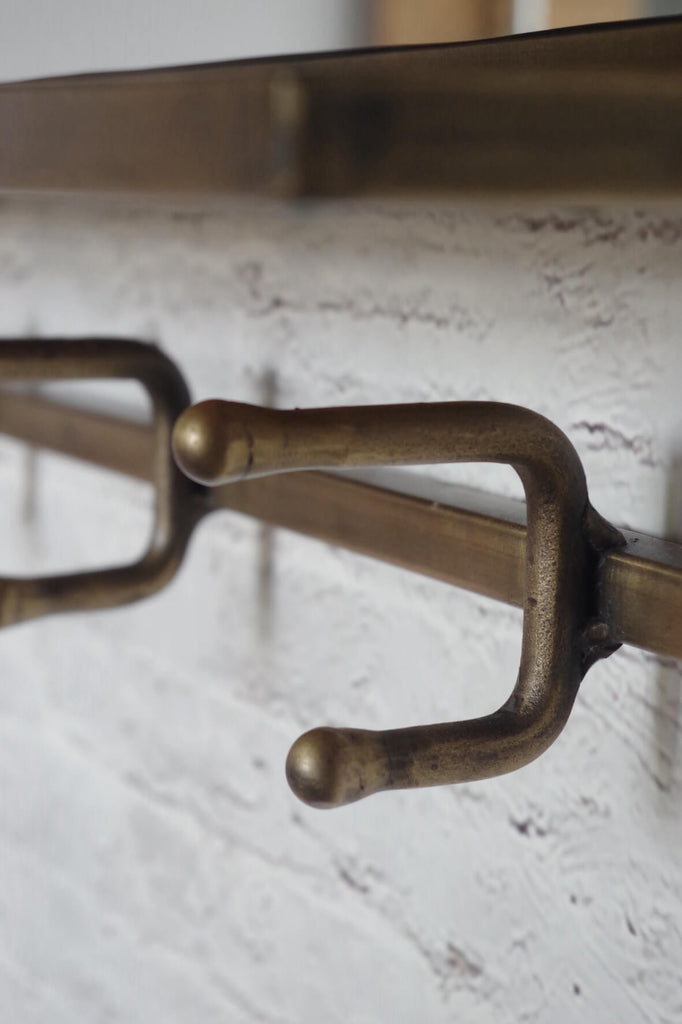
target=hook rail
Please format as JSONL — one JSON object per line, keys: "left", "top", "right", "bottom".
{"left": 0, "top": 346, "right": 679, "bottom": 809}
{"left": 1, "top": 387, "right": 678, "bottom": 658}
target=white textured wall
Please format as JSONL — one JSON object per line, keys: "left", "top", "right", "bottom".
{"left": 0, "top": 195, "right": 680, "bottom": 1023}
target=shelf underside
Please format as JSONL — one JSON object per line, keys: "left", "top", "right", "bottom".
{"left": 1, "top": 18, "right": 682, "bottom": 198}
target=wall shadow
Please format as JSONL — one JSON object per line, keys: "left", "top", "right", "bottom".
{"left": 256, "top": 368, "right": 278, "bottom": 645}
{"left": 654, "top": 446, "right": 682, "bottom": 797}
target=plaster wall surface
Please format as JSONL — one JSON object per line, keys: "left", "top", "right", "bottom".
{"left": 0, "top": 195, "right": 680, "bottom": 1023}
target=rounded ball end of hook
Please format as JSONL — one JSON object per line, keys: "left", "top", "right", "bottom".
{"left": 286, "top": 727, "right": 384, "bottom": 809}
{"left": 172, "top": 400, "right": 251, "bottom": 486}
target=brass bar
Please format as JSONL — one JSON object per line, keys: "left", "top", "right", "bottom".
{"left": 0, "top": 390, "right": 155, "bottom": 480}
{"left": 0, "top": 392, "right": 679, "bottom": 661}
{"left": 1, "top": 18, "right": 682, "bottom": 198}
{"left": 212, "top": 471, "right": 527, "bottom": 610}
{"left": 602, "top": 534, "right": 682, "bottom": 660}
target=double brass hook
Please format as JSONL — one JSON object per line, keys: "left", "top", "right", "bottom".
{"left": 172, "top": 397, "right": 624, "bottom": 808}
{"left": 0, "top": 340, "right": 625, "bottom": 810}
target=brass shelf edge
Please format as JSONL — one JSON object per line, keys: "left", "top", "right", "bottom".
{"left": 1, "top": 18, "right": 682, "bottom": 198}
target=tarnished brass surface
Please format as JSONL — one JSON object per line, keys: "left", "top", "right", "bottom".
{"left": 173, "top": 399, "right": 625, "bottom": 807}
{"left": 1, "top": 388, "right": 678, "bottom": 657}
{"left": 0, "top": 340, "right": 196, "bottom": 626}
{"left": 1, "top": 18, "right": 681, "bottom": 197}
{"left": 2, "top": 358, "right": 679, "bottom": 809}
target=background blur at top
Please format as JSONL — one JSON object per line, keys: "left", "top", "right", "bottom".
{"left": 0, "top": 0, "right": 682, "bottom": 83}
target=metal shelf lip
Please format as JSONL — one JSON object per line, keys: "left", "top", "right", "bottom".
{"left": 0, "top": 391, "right": 679, "bottom": 661}
{"left": 1, "top": 18, "right": 681, "bottom": 199}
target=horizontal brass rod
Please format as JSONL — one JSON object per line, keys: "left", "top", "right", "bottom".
{"left": 0, "top": 392, "right": 679, "bottom": 660}
{"left": 1, "top": 19, "right": 682, "bottom": 198}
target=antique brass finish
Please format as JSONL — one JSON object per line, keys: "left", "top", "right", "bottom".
{"left": 172, "top": 399, "right": 625, "bottom": 808}
{"left": 2, "top": 391, "right": 678, "bottom": 658}
{"left": 1, "top": 18, "right": 682, "bottom": 198}
{"left": 0, "top": 340, "right": 196, "bottom": 626}
{"left": 2, "top": 350, "right": 679, "bottom": 810}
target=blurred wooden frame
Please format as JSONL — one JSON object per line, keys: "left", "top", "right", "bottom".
{"left": 549, "top": 1, "right": 640, "bottom": 29}
{"left": 371, "top": 1, "right": 642, "bottom": 45}
{"left": 372, "top": 0, "right": 511, "bottom": 45}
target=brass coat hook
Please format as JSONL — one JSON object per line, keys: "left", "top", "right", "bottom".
{"left": 172, "top": 399, "right": 626, "bottom": 809}
{"left": 3, "top": 342, "right": 679, "bottom": 810}
{"left": 0, "top": 339, "right": 197, "bottom": 627}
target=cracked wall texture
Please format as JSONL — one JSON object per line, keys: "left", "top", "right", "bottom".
{"left": 0, "top": 195, "right": 680, "bottom": 1023}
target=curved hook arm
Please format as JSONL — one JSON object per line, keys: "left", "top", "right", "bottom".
{"left": 0, "top": 339, "right": 198, "bottom": 628}
{"left": 173, "top": 399, "right": 623, "bottom": 808}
